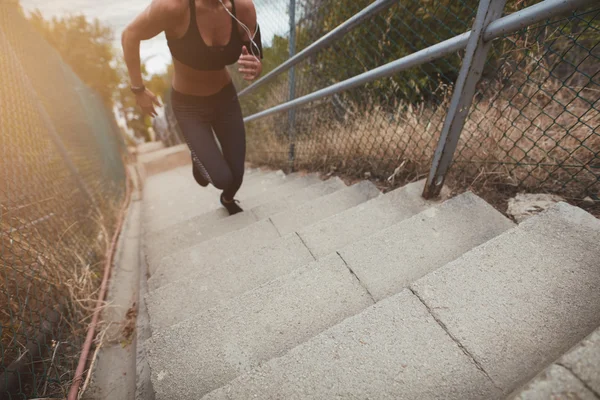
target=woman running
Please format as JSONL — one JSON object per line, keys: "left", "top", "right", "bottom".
{"left": 122, "top": 0, "right": 263, "bottom": 215}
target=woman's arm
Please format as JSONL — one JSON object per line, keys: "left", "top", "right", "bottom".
{"left": 235, "top": 0, "right": 263, "bottom": 81}
{"left": 121, "top": 0, "right": 180, "bottom": 115}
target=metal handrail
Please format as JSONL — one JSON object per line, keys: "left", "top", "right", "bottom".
{"left": 483, "top": 0, "right": 593, "bottom": 41}
{"left": 244, "top": 32, "right": 470, "bottom": 123}
{"left": 238, "top": 0, "right": 398, "bottom": 98}
{"left": 244, "top": 0, "right": 594, "bottom": 123}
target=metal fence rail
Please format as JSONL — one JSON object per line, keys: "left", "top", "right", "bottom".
{"left": 0, "top": 2, "right": 126, "bottom": 398}
{"left": 234, "top": 0, "right": 598, "bottom": 207}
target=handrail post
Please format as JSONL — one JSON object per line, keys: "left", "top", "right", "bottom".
{"left": 422, "top": 0, "right": 508, "bottom": 199}
{"left": 287, "top": 0, "right": 297, "bottom": 172}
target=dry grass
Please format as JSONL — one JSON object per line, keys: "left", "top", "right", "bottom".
{"left": 245, "top": 37, "right": 599, "bottom": 215}
{"left": 458, "top": 53, "right": 600, "bottom": 197}
{"left": 0, "top": 187, "right": 124, "bottom": 398}
{"left": 0, "top": 7, "right": 131, "bottom": 396}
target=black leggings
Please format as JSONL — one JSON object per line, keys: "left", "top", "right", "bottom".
{"left": 171, "top": 82, "right": 246, "bottom": 199}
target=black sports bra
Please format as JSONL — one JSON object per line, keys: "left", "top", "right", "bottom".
{"left": 167, "top": 0, "right": 244, "bottom": 71}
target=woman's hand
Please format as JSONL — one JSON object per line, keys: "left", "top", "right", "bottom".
{"left": 136, "top": 89, "right": 161, "bottom": 118}
{"left": 238, "top": 46, "right": 262, "bottom": 81}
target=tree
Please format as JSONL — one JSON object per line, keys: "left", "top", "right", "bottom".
{"left": 28, "top": 11, "right": 120, "bottom": 107}
{"left": 115, "top": 61, "right": 172, "bottom": 142}
{"left": 28, "top": 9, "right": 174, "bottom": 142}
{"left": 284, "top": 0, "right": 562, "bottom": 109}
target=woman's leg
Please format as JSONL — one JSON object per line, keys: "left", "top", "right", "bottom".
{"left": 171, "top": 103, "right": 235, "bottom": 193}
{"left": 212, "top": 89, "right": 246, "bottom": 201}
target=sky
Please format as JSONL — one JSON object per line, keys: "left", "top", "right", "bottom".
{"left": 19, "top": 0, "right": 290, "bottom": 74}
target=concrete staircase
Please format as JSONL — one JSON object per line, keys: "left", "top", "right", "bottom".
{"left": 139, "top": 165, "right": 600, "bottom": 400}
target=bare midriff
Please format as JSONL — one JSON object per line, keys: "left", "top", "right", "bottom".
{"left": 171, "top": 58, "right": 232, "bottom": 96}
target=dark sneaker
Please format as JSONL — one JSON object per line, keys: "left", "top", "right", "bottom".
{"left": 192, "top": 163, "right": 209, "bottom": 187}
{"left": 220, "top": 194, "right": 243, "bottom": 215}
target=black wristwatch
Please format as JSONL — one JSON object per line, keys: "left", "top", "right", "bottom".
{"left": 130, "top": 85, "right": 146, "bottom": 95}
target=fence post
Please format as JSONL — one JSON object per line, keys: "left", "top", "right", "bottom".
{"left": 287, "top": 0, "right": 297, "bottom": 172}
{"left": 422, "top": 0, "right": 507, "bottom": 199}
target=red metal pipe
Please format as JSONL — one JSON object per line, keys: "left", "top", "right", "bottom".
{"left": 67, "top": 162, "right": 133, "bottom": 400}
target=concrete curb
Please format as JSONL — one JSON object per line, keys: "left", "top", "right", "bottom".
{"left": 83, "top": 196, "right": 142, "bottom": 399}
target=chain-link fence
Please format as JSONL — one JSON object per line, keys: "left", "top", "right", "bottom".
{"left": 457, "top": 6, "right": 599, "bottom": 201}
{"left": 0, "top": 1, "right": 127, "bottom": 398}
{"left": 232, "top": 0, "right": 598, "bottom": 211}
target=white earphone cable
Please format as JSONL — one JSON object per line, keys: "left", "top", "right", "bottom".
{"left": 218, "top": 0, "right": 260, "bottom": 61}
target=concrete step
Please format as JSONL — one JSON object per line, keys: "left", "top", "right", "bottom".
{"left": 338, "top": 191, "right": 515, "bottom": 301}
{"left": 147, "top": 181, "right": 377, "bottom": 290}
{"left": 146, "top": 253, "right": 374, "bottom": 399}
{"left": 510, "top": 326, "right": 600, "bottom": 399}
{"left": 141, "top": 168, "right": 299, "bottom": 220}
{"left": 269, "top": 181, "right": 381, "bottom": 235}
{"left": 297, "top": 179, "right": 436, "bottom": 259}
{"left": 510, "top": 365, "right": 598, "bottom": 400}
{"left": 410, "top": 202, "right": 600, "bottom": 394}
{"left": 145, "top": 180, "right": 437, "bottom": 329}
{"left": 243, "top": 167, "right": 267, "bottom": 176}
{"left": 250, "top": 177, "right": 347, "bottom": 220}
{"left": 145, "top": 192, "right": 508, "bottom": 330}
{"left": 143, "top": 165, "right": 268, "bottom": 206}
{"left": 147, "top": 218, "right": 274, "bottom": 290}
{"left": 143, "top": 174, "right": 322, "bottom": 266}
{"left": 202, "top": 290, "right": 503, "bottom": 400}
{"left": 145, "top": 193, "right": 513, "bottom": 397}
{"left": 142, "top": 169, "right": 287, "bottom": 233}
{"left": 146, "top": 171, "right": 312, "bottom": 231}
{"left": 203, "top": 203, "right": 600, "bottom": 399}
{"left": 146, "top": 233, "right": 316, "bottom": 330}
{"left": 242, "top": 173, "right": 323, "bottom": 210}
{"left": 137, "top": 144, "right": 190, "bottom": 177}
{"left": 144, "top": 209, "right": 254, "bottom": 274}
{"left": 235, "top": 170, "right": 297, "bottom": 199}
{"left": 142, "top": 165, "right": 220, "bottom": 209}
{"left": 143, "top": 176, "right": 344, "bottom": 274}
